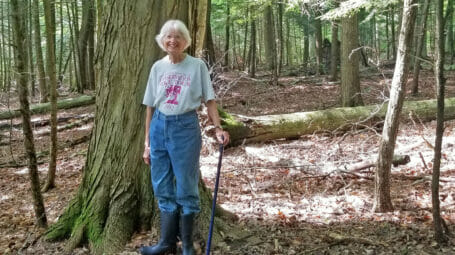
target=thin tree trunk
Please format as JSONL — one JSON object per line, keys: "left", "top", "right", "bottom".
{"left": 32, "top": 0, "right": 48, "bottom": 102}
{"left": 248, "top": 18, "right": 256, "bottom": 78}
{"left": 42, "top": 0, "right": 58, "bottom": 192}
{"left": 224, "top": 1, "right": 230, "bottom": 67}
{"left": 10, "top": 0, "right": 47, "bottom": 228}
{"left": 242, "top": 7, "right": 249, "bottom": 71}
{"left": 58, "top": 0, "right": 65, "bottom": 85}
{"left": 445, "top": 0, "right": 454, "bottom": 64}
{"left": 303, "top": 15, "right": 310, "bottom": 71}
{"left": 264, "top": 3, "right": 278, "bottom": 85}
{"left": 374, "top": 0, "right": 417, "bottom": 213}
{"left": 411, "top": 0, "right": 430, "bottom": 95}
{"left": 432, "top": 0, "right": 449, "bottom": 244}
{"left": 330, "top": 20, "right": 339, "bottom": 81}
{"left": 314, "top": 17, "right": 324, "bottom": 75}
{"left": 341, "top": 12, "right": 363, "bottom": 107}
{"left": 278, "top": 1, "right": 284, "bottom": 73}
{"left": 285, "top": 14, "right": 292, "bottom": 66}
{"left": 391, "top": 6, "right": 397, "bottom": 58}
{"left": 27, "top": 0, "right": 35, "bottom": 98}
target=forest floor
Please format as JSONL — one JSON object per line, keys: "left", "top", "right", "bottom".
{"left": 1, "top": 66, "right": 455, "bottom": 254}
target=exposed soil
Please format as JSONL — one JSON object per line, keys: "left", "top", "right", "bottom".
{"left": 1, "top": 67, "right": 455, "bottom": 254}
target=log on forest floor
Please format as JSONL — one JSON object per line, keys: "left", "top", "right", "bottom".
{"left": 222, "top": 97, "right": 455, "bottom": 145}
{"left": 0, "top": 95, "right": 95, "bottom": 120}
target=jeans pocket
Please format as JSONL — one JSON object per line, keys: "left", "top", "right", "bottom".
{"left": 177, "top": 117, "right": 199, "bottom": 129}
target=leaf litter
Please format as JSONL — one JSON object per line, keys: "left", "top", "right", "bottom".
{"left": 1, "top": 69, "right": 455, "bottom": 254}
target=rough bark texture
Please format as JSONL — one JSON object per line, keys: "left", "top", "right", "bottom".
{"left": 341, "top": 12, "right": 363, "bottom": 107}
{"left": 432, "top": 0, "right": 448, "bottom": 244}
{"left": 10, "top": 0, "right": 47, "bottom": 227}
{"left": 411, "top": 0, "right": 430, "bottom": 95}
{"left": 0, "top": 95, "right": 95, "bottom": 120}
{"left": 45, "top": 1, "right": 230, "bottom": 253}
{"left": 43, "top": 0, "right": 59, "bottom": 192}
{"left": 77, "top": 0, "right": 96, "bottom": 92}
{"left": 374, "top": 0, "right": 417, "bottom": 213}
{"left": 222, "top": 97, "right": 455, "bottom": 146}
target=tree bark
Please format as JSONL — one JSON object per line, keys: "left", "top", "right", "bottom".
{"left": 374, "top": 0, "right": 417, "bottom": 213}
{"left": 32, "top": 0, "right": 48, "bottom": 102}
{"left": 411, "top": 0, "right": 430, "bottom": 95}
{"left": 248, "top": 17, "right": 256, "bottom": 78}
{"left": 263, "top": 3, "right": 278, "bottom": 85}
{"left": 432, "top": 0, "right": 449, "bottom": 244}
{"left": 44, "top": 1, "right": 230, "bottom": 253}
{"left": 42, "top": 0, "right": 59, "bottom": 192}
{"left": 341, "top": 12, "right": 363, "bottom": 107}
{"left": 314, "top": 16, "right": 324, "bottom": 75}
{"left": 224, "top": 1, "right": 230, "bottom": 67}
{"left": 0, "top": 95, "right": 95, "bottom": 120}
{"left": 221, "top": 97, "right": 455, "bottom": 146}
{"left": 10, "top": 0, "right": 47, "bottom": 228}
{"left": 330, "top": 20, "right": 339, "bottom": 81}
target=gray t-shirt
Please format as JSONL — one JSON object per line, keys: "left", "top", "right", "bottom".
{"left": 142, "top": 55, "right": 215, "bottom": 115}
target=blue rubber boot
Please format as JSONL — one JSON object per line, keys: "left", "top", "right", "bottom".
{"left": 140, "top": 211, "right": 179, "bottom": 255}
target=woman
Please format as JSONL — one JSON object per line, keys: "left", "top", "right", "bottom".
{"left": 140, "top": 20, "right": 229, "bottom": 255}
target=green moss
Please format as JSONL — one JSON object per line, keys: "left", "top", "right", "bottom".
{"left": 45, "top": 196, "right": 82, "bottom": 241}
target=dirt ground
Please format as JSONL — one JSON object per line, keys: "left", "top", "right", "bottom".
{"left": 1, "top": 67, "right": 455, "bottom": 254}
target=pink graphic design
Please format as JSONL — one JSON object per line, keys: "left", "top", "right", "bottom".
{"left": 165, "top": 85, "right": 181, "bottom": 105}
{"left": 159, "top": 72, "right": 191, "bottom": 107}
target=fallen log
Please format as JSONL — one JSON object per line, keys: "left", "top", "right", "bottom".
{"left": 222, "top": 97, "right": 455, "bottom": 145}
{"left": 0, "top": 95, "right": 95, "bottom": 120}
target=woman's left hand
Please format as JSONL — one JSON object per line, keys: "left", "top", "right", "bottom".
{"left": 215, "top": 128, "right": 230, "bottom": 146}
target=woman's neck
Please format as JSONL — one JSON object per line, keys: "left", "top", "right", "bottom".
{"left": 168, "top": 53, "right": 186, "bottom": 64}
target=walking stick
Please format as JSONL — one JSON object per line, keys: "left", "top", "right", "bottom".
{"left": 205, "top": 138, "right": 224, "bottom": 255}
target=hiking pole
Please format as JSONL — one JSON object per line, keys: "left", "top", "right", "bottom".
{"left": 205, "top": 138, "right": 224, "bottom": 255}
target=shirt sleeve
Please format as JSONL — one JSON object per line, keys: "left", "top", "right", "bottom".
{"left": 200, "top": 61, "right": 215, "bottom": 102}
{"left": 142, "top": 65, "right": 156, "bottom": 107}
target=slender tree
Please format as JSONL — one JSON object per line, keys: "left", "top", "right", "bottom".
{"left": 42, "top": 0, "right": 58, "bottom": 192}
{"left": 264, "top": 3, "right": 278, "bottom": 85}
{"left": 10, "top": 0, "right": 47, "bottom": 228}
{"left": 411, "top": 0, "right": 430, "bottom": 95}
{"left": 329, "top": 20, "right": 339, "bottom": 81}
{"left": 32, "top": 0, "right": 48, "bottom": 102}
{"left": 224, "top": 1, "right": 230, "bottom": 67}
{"left": 374, "top": 0, "right": 418, "bottom": 212}
{"left": 432, "top": 0, "right": 450, "bottom": 244}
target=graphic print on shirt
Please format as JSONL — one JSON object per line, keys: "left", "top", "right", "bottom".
{"left": 159, "top": 72, "right": 191, "bottom": 110}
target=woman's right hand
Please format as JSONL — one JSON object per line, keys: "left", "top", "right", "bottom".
{"left": 143, "top": 146, "right": 150, "bottom": 165}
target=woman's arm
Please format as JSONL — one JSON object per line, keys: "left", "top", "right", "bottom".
{"left": 143, "top": 106, "right": 154, "bottom": 165}
{"left": 206, "top": 100, "right": 229, "bottom": 145}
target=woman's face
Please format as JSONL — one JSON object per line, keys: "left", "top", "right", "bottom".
{"left": 163, "top": 29, "right": 187, "bottom": 55}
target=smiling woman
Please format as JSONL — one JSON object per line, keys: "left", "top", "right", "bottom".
{"left": 140, "top": 19, "right": 229, "bottom": 255}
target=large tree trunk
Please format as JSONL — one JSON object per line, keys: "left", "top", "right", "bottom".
{"left": 11, "top": 0, "right": 47, "bottom": 228}
{"left": 314, "top": 16, "right": 324, "bottom": 75}
{"left": 45, "top": 1, "right": 230, "bottom": 253}
{"left": 222, "top": 97, "right": 455, "bottom": 146}
{"left": 374, "top": 0, "right": 417, "bottom": 213}
{"left": 340, "top": 12, "right": 363, "bottom": 107}
{"left": 432, "top": 0, "right": 449, "bottom": 244}
{"left": 77, "top": 0, "right": 96, "bottom": 92}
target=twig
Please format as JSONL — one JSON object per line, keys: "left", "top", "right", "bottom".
{"left": 419, "top": 152, "right": 429, "bottom": 170}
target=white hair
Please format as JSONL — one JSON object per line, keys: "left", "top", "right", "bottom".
{"left": 155, "top": 20, "right": 192, "bottom": 51}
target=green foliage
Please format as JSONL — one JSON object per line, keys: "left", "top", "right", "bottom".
{"left": 320, "top": 0, "right": 401, "bottom": 20}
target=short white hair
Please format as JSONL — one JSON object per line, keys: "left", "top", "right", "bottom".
{"left": 155, "top": 20, "right": 192, "bottom": 51}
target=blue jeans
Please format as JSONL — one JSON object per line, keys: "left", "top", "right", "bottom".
{"left": 149, "top": 110, "right": 201, "bottom": 214}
